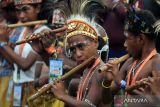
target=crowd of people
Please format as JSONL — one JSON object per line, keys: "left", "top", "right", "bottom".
{"left": 0, "top": 0, "right": 160, "bottom": 107}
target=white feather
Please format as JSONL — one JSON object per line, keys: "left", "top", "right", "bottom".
{"left": 153, "top": 20, "right": 160, "bottom": 35}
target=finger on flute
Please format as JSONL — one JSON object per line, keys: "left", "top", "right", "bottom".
{"left": 27, "top": 56, "right": 96, "bottom": 102}
{"left": 125, "top": 77, "right": 160, "bottom": 92}
{"left": 15, "top": 35, "right": 41, "bottom": 45}
{"left": 125, "top": 82, "right": 146, "bottom": 92}
{"left": 15, "top": 26, "right": 67, "bottom": 45}
{"left": 99, "top": 54, "right": 129, "bottom": 73}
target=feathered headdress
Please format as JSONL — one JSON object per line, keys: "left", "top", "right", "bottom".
{"left": 50, "top": 0, "right": 71, "bottom": 27}
{"left": 54, "top": 0, "right": 109, "bottom": 61}
{"left": 65, "top": 14, "right": 109, "bottom": 60}
{"left": 69, "top": 0, "right": 108, "bottom": 44}
{"left": 14, "top": 0, "right": 42, "bottom": 5}
{"left": 124, "top": 0, "right": 160, "bottom": 52}
{"left": 155, "top": 0, "right": 160, "bottom": 5}
{"left": 124, "top": 0, "right": 156, "bottom": 36}
{"left": 69, "top": 0, "right": 105, "bottom": 21}
{"left": 66, "top": 14, "right": 99, "bottom": 41}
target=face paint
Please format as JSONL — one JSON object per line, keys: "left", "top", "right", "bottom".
{"left": 68, "top": 40, "right": 90, "bottom": 53}
{"left": 16, "top": 5, "right": 34, "bottom": 14}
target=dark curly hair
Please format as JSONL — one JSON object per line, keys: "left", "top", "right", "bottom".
{"left": 125, "top": 9, "right": 157, "bottom": 40}
{"left": 125, "top": 9, "right": 160, "bottom": 52}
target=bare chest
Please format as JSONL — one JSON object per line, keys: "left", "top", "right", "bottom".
{"left": 126, "top": 61, "right": 153, "bottom": 81}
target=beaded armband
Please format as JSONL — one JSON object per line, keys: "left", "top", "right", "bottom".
{"left": 120, "top": 80, "right": 126, "bottom": 90}
{"left": 0, "top": 42, "right": 8, "bottom": 48}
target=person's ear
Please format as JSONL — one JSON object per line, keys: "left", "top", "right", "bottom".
{"left": 94, "top": 39, "right": 99, "bottom": 49}
{"left": 137, "top": 33, "right": 145, "bottom": 45}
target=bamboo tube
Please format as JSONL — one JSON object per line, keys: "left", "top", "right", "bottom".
{"left": 27, "top": 56, "right": 96, "bottom": 102}
{"left": 7, "top": 20, "right": 47, "bottom": 28}
{"left": 99, "top": 54, "right": 129, "bottom": 72}
{"left": 15, "top": 26, "right": 67, "bottom": 45}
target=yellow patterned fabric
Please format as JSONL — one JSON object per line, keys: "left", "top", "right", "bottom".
{"left": 0, "top": 77, "right": 64, "bottom": 107}
{"left": 21, "top": 82, "right": 36, "bottom": 107}
{"left": 51, "top": 100, "right": 64, "bottom": 107}
{"left": 0, "top": 76, "right": 13, "bottom": 107}
{"left": 31, "top": 95, "right": 64, "bottom": 107}
{"left": 66, "top": 15, "right": 99, "bottom": 41}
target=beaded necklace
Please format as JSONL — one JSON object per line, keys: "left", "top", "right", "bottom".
{"left": 131, "top": 60, "right": 144, "bottom": 77}
{"left": 77, "top": 57, "right": 101, "bottom": 101}
{"left": 127, "top": 48, "right": 157, "bottom": 86}
{"left": 82, "top": 66, "right": 100, "bottom": 100}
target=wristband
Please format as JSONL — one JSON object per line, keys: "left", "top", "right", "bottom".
{"left": 0, "top": 42, "right": 7, "bottom": 48}
{"left": 120, "top": 80, "right": 126, "bottom": 90}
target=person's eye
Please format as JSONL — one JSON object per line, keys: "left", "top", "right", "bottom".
{"left": 77, "top": 43, "right": 85, "bottom": 50}
{"left": 22, "top": 7, "right": 30, "bottom": 12}
{"left": 15, "top": 9, "right": 21, "bottom": 13}
{"left": 69, "top": 47, "right": 75, "bottom": 53}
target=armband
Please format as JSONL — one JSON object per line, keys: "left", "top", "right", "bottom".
{"left": 0, "top": 42, "right": 7, "bottom": 48}
{"left": 102, "top": 79, "right": 111, "bottom": 89}
{"left": 120, "top": 80, "right": 126, "bottom": 90}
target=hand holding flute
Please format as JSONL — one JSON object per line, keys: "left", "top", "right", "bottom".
{"left": 99, "top": 54, "right": 129, "bottom": 88}
{"left": 0, "top": 20, "right": 48, "bottom": 42}
{"left": 16, "top": 26, "right": 67, "bottom": 45}
{"left": 99, "top": 54, "right": 129, "bottom": 73}
{"left": 27, "top": 56, "right": 96, "bottom": 102}
{"left": 125, "top": 77, "right": 160, "bottom": 93}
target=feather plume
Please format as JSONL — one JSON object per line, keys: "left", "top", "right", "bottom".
{"left": 70, "top": 0, "right": 104, "bottom": 15}
{"left": 154, "top": 19, "right": 160, "bottom": 53}
{"left": 153, "top": 20, "right": 160, "bottom": 35}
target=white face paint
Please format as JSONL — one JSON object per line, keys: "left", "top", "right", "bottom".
{"left": 113, "top": 0, "right": 119, "bottom": 3}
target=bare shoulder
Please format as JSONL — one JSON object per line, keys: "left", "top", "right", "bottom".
{"left": 152, "top": 54, "right": 160, "bottom": 64}
{"left": 123, "top": 57, "right": 133, "bottom": 65}
{"left": 151, "top": 54, "right": 160, "bottom": 76}
{"left": 120, "top": 57, "right": 133, "bottom": 71}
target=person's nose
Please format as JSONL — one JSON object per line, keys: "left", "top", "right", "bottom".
{"left": 18, "top": 12, "right": 26, "bottom": 20}
{"left": 124, "top": 40, "right": 127, "bottom": 48}
{"left": 75, "top": 48, "right": 83, "bottom": 58}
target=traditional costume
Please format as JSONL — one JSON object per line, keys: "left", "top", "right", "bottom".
{"left": 65, "top": 15, "right": 110, "bottom": 107}
{"left": 11, "top": 0, "right": 50, "bottom": 107}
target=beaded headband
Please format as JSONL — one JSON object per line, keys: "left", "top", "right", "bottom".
{"left": 124, "top": 7, "right": 156, "bottom": 36}
{"left": 66, "top": 15, "right": 99, "bottom": 41}
{"left": 14, "top": 0, "right": 42, "bottom": 5}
